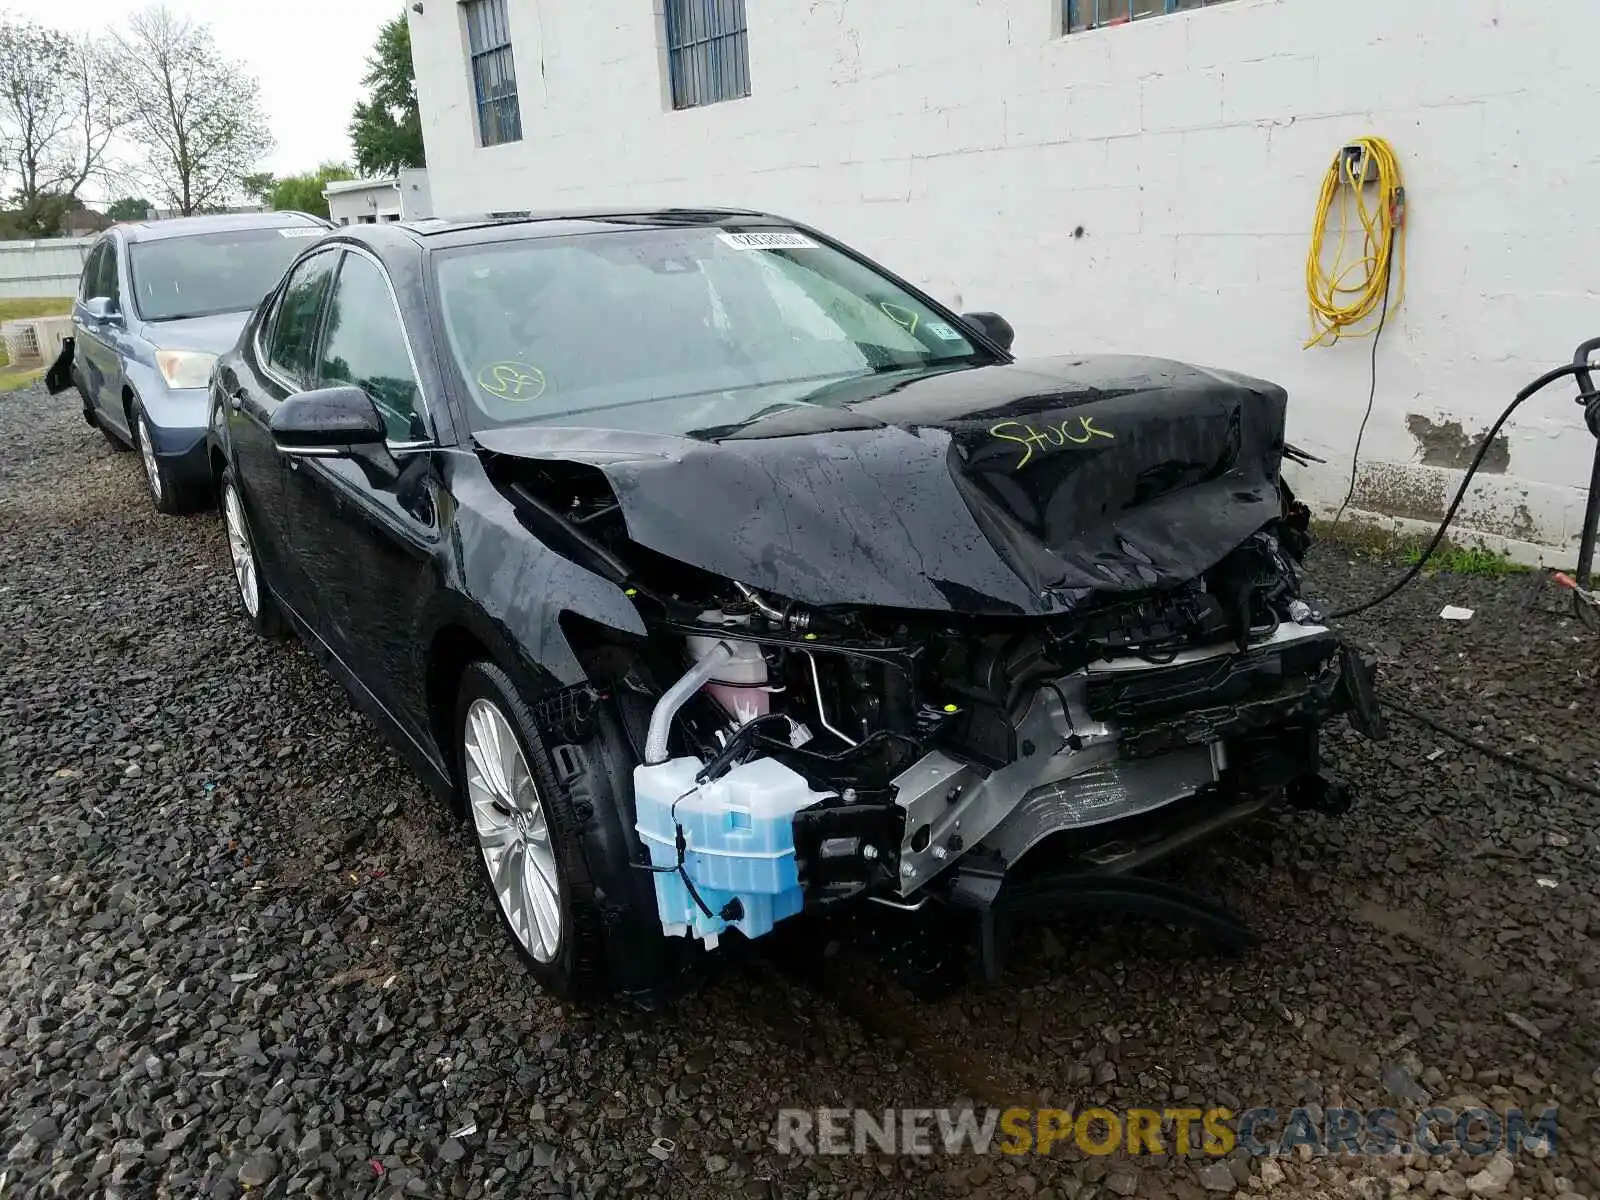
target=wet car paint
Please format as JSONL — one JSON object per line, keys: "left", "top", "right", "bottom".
{"left": 472, "top": 355, "right": 1287, "bottom": 614}
{"left": 206, "top": 211, "right": 1302, "bottom": 818}
{"left": 206, "top": 228, "right": 645, "bottom": 802}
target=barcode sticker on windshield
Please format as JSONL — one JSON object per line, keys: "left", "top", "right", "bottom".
{"left": 279, "top": 227, "right": 324, "bottom": 238}
{"left": 926, "top": 322, "right": 964, "bottom": 341}
{"left": 719, "top": 231, "right": 818, "bottom": 251}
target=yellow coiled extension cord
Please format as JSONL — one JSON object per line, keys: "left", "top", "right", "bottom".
{"left": 1304, "top": 136, "right": 1406, "bottom": 347}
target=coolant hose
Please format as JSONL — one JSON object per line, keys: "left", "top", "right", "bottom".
{"left": 644, "top": 641, "right": 734, "bottom": 765}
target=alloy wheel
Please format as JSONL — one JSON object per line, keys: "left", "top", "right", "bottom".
{"left": 222, "top": 482, "right": 260, "bottom": 618}
{"left": 464, "top": 698, "right": 563, "bottom": 963}
{"left": 137, "top": 414, "right": 162, "bottom": 501}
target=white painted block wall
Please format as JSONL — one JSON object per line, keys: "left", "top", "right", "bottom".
{"left": 411, "top": 0, "right": 1600, "bottom": 559}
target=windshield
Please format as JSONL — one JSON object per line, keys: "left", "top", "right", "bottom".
{"left": 434, "top": 226, "right": 986, "bottom": 434}
{"left": 129, "top": 227, "right": 324, "bottom": 322}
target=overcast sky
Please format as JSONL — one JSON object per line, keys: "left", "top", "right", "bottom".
{"left": 6, "top": 0, "right": 404, "bottom": 195}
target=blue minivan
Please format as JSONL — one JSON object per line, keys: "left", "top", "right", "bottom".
{"left": 53, "top": 211, "right": 331, "bottom": 512}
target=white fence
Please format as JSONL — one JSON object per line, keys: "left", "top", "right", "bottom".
{"left": 0, "top": 238, "right": 91, "bottom": 299}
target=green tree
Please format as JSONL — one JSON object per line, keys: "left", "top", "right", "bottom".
{"left": 0, "top": 21, "right": 123, "bottom": 236}
{"left": 349, "top": 13, "right": 424, "bottom": 177}
{"left": 106, "top": 196, "right": 152, "bottom": 221}
{"left": 268, "top": 162, "right": 353, "bottom": 219}
{"left": 240, "top": 171, "right": 274, "bottom": 206}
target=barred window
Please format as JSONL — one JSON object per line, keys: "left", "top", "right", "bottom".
{"left": 465, "top": 0, "right": 522, "bottom": 146}
{"left": 664, "top": 0, "right": 750, "bottom": 110}
{"left": 1064, "top": 0, "right": 1236, "bottom": 33}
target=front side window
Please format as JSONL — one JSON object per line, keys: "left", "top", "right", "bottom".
{"left": 264, "top": 250, "right": 338, "bottom": 388}
{"left": 316, "top": 254, "right": 424, "bottom": 442}
{"left": 664, "top": 0, "right": 750, "bottom": 110}
{"left": 434, "top": 225, "right": 985, "bottom": 435}
{"left": 79, "top": 243, "right": 108, "bottom": 301}
{"left": 98, "top": 244, "right": 121, "bottom": 307}
{"left": 465, "top": 0, "right": 521, "bottom": 146}
{"left": 130, "top": 227, "right": 325, "bottom": 322}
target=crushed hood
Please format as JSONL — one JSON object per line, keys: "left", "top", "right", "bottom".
{"left": 473, "top": 355, "right": 1289, "bottom": 616}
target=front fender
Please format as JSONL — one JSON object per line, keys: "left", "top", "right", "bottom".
{"left": 441, "top": 453, "right": 646, "bottom": 688}
{"left": 123, "top": 359, "right": 207, "bottom": 437}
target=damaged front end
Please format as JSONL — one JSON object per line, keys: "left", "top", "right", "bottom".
{"left": 481, "top": 356, "right": 1383, "bottom": 973}
{"left": 615, "top": 531, "right": 1381, "bottom": 958}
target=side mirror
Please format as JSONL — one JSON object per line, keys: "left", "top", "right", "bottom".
{"left": 270, "top": 386, "right": 387, "bottom": 455}
{"left": 961, "top": 311, "right": 1015, "bottom": 353}
{"left": 83, "top": 296, "right": 120, "bottom": 325}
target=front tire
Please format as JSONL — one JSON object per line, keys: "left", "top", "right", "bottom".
{"left": 132, "top": 401, "right": 191, "bottom": 513}
{"left": 456, "top": 662, "right": 675, "bottom": 1001}
{"left": 220, "top": 467, "right": 284, "bottom": 637}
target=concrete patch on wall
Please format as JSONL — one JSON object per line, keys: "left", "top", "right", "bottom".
{"left": 1350, "top": 461, "right": 1546, "bottom": 546}
{"left": 1457, "top": 491, "right": 1540, "bottom": 543}
{"left": 1405, "top": 414, "right": 1510, "bottom": 474}
{"left": 1351, "top": 461, "right": 1447, "bottom": 524}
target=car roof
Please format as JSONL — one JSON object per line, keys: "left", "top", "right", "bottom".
{"left": 337, "top": 207, "right": 787, "bottom": 252}
{"left": 116, "top": 211, "right": 329, "bottom": 244}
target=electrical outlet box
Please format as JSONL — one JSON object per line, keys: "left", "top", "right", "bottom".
{"left": 1341, "top": 144, "right": 1380, "bottom": 186}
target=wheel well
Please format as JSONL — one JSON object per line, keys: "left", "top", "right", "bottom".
{"left": 210, "top": 447, "right": 228, "bottom": 496}
{"left": 121, "top": 385, "right": 136, "bottom": 428}
{"left": 426, "top": 624, "right": 494, "bottom": 809}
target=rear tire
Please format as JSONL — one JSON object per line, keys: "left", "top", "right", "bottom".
{"left": 456, "top": 661, "right": 678, "bottom": 1001}
{"left": 220, "top": 466, "right": 285, "bottom": 637}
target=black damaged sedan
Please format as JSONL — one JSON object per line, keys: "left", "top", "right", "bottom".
{"left": 206, "top": 210, "right": 1381, "bottom": 1000}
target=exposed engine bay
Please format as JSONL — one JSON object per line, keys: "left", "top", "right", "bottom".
{"left": 494, "top": 468, "right": 1381, "bottom": 958}
{"left": 480, "top": 355, "right": 1386, "bottom": 964}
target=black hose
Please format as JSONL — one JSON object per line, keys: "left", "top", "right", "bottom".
{"left": 1384, "top": 696, "right": 1600, "bottom": 801}
{"left": 1327, "top": 361, "right": 1593, "bottom": 620}
{"left": 1330, "top": 237, "right": 1395, "bottom": 529}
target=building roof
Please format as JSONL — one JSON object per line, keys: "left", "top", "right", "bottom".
{"left": 116, "top": 210, "right": 329, "bottom": 244}
{"left": 323, "top": 177, "right": 400, "bottom": 197}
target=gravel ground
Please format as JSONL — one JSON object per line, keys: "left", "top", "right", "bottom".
{"left": 1, "top": 381, "right": 1597, "bottom": 1200}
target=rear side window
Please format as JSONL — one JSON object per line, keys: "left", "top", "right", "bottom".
{"left": 263, "top": 251, "right": 337, "bottom": 388}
